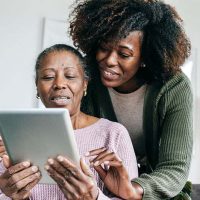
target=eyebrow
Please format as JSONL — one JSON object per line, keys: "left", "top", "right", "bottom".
{"left": 118, "top": 45, "right": 134, "bottom": 52}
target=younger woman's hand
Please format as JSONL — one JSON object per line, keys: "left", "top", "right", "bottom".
{"left": 86, "top": 147, "right": 136, "bottom": 199}
{"left": 45, "top": 155, "right": 98, "bottom": 200}
{"left": 0, "top": 155, "right": 41, "bottom": 200}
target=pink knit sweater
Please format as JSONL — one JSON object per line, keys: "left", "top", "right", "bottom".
{"left": 0, "top": 118, "right": 138, "bottom": 200}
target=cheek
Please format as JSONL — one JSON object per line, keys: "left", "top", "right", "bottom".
{"left": 96, "top": 51, "right": 105, "bottom": 62}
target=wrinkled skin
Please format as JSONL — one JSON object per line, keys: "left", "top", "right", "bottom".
{"left": 0, "top": 155, "right": 41, "bottom": 200}
{"left": 45, "top": 155, "right": 98, "bottom": 200}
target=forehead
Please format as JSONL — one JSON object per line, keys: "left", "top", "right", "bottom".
{"left": 40, "top": 50, "right": 82, "bottom": 69}
{"left": 103, "top": 31, "right": 143, "bottom": 48}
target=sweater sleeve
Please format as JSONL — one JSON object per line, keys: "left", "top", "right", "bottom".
{"left": 133, "top": 74, "right": 193, "bottom": 199}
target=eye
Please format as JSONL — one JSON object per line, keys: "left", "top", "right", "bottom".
{"left": 65, "top": 74, "right": 76, "bottom": 79}
{"left": 41, "top": 75, "right": 55, "bottom": 80}
{"left": 119, "top": 52, "right": 131, "bottom": 59}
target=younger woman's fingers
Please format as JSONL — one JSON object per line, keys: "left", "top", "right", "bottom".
{"left": 89, "top": 149, "right": 113, "bottom": 164}
{"left": 103, "top": 160, "right": 123, "bottom": 167}
{"left": 93, "top": 165, "right": 107, "bottom": 181}
{"left": 85, "top": 147, "right": 107, "bottom": 156}
{"left": 91, "top": 152, "right": 118, "bottom": 167}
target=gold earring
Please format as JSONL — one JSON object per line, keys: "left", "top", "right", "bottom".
{"left": 84, "top": 90, "right": 87, "bottom": 97}
{"left": 36, "top": 94, "right": 40, "bottom": 99}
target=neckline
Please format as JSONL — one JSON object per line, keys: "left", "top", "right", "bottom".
{"left": 74, "top": 118, "right": 103, "bottom": 133}
{"left": 108, "top": 84, "right": 147, "bottom": 97}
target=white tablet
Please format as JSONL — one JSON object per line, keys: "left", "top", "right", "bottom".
{"left": 0, "top": 108, "right": 80, "bottom": 184}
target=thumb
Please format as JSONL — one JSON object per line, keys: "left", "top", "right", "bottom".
{"left": 80, "top": 157, "right": 94, "bottom": 177}
{"left": 2, "top": 154, "right": 11, "bottom": 168}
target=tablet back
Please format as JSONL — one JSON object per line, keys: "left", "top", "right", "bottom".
{"left": 0, "top": 108, "right": 80, "bottom": 184}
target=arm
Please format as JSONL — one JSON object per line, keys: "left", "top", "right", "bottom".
{"left": 133, "top": 74, "right": 193, "bottom": 199}
{"left": 87, "top": 123, "right": 139, "bottom": 199}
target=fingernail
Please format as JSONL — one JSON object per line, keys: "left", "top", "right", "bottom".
{"left": 104, "top": 161, "right": 109, "bottom": 165}
{"left": 90, "top": 162, "right": 94, "bottom": 167}
{"left": 48, "top": 158, "right": 54, "bottom": 165}
{"left": 57, "top": 155, "right": 64, "bottom": 162}
{"left": 85, "top": 152, "right": 90, "bottom": 156}
{"left": 36, "top": 172, "right": 41, "bottom": 177}
{"left": 32, "top": 166, "right": 38, "bottom": 172}
{"left": 94, "top": 161, "right": 99, "bottom": 166}
{"left": 44, "top": 165, "right": 49, "bottom": 170}
{"left": 23, "top": 161, "right": 30, "bottom": 167}
{"left": 0, "top": 157, "right": 2, "bottom": 161}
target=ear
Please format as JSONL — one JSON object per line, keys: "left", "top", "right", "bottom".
{"left": 83, "top": 79, "right": 88, "bottom": 92}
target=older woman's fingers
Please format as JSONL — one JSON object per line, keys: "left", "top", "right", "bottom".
{"left": 80, "top": 157, "right": 94, "bottom": 177}
{"left": 8, "top": 161, "right": 31, "bottom": 175}
{"left": 11, "top": 190, "right": 31, "bottom": 200}
{"left": 2, "top": 161, "right": 31, "bottom": 179}
{"left": 10, "top": 172, "right": 41, "bottom": 192}
{"left": 56, "top": 156, "right": 86, "bottom": 181}
{"left": 8, "top": 166, "right": 39, "bottom": 186}
{"left": 45, "top": 164, "right": 74, "bottom": 193}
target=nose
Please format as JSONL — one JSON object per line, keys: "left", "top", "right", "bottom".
{"left": 53, "top": 76, "right": 67, "bottom": 90}
{"left": 105, "top": 51, "right": 118, "bottom": 67}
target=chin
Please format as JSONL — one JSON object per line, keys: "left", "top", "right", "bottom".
{"left": 101, "top": 79, "right": 120, "bottom": 88}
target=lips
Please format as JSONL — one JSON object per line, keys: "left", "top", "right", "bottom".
{"left": 99, "top": 67, "right": 120, "bottom": 81}
{"left": 50, "top": 96, "right": 71, "bottom": 106}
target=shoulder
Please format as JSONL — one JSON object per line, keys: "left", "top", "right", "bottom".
{"left": 147, "top": 72, "right": 192, "bottom": 103}
{"left": 98, "top": 118, "right": 129, "bottom": 134}
{"left": 160, "top": 72, "right": 192, "bottom": 95}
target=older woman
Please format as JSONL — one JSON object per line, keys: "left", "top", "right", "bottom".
{"left": 0, "top": 44, "right": 138, "bottom": 200}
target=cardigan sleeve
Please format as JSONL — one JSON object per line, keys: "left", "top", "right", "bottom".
{"left": 132, "top": 74, "right": 193, "bottom": 199}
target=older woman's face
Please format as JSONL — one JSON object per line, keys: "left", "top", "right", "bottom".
{"left": 96, "top": 31, "right": 143, "bottom": 92}
{"left": 36, "top": 51, "right": 87, "bottom": 116}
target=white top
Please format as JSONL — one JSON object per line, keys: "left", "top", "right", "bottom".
{"left": 108, "top": 85, "right": 147, "bottom": 162}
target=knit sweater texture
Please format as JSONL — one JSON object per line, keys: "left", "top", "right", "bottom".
{"left": 81, "top": 72, "right": 193, "bottom": 199}
{"left": 0, "top": 118, "right": 138, "bottom": 200}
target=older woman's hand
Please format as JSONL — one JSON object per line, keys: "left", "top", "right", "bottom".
{"left": 86, "top": 147, "right": 142, "bottom": 200}
{"left": 0, "top": 136, "right": 6, "bottom": 157}
{"left": 45, "top": 155, "right": 98, "bottom": 200}
{"left": 0, "top": 155, "right": 41, "bottom": 200}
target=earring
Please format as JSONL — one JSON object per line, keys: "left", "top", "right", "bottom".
{"left": 84, "top": 90, "right": 87, "bottom": 97}
{"left": 36, "top": 94, "right": 40, "bottom": 99}
{"left": 141, "top": 63, "right": 146, "bottom": 68}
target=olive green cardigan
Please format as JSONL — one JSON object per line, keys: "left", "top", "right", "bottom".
{"left": 82, "top": 72, "right": 193, "bottom": 199}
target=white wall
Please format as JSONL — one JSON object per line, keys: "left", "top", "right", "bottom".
{"left": 0, "top": 0, "right": 200, "bottom": 183}
{"left": 0, "top": 0, "right": 73, "bottom": 109}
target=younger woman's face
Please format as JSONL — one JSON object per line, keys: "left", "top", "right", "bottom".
{"left": 36, "top": 51, "right": 87, "bottom": 116}
{"left": 96, "top": 31, "right": 143, "bottom": 92}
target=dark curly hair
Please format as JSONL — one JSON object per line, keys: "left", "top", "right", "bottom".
{"left": 69, "top": 0, "right": 191, "bottom": 82}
